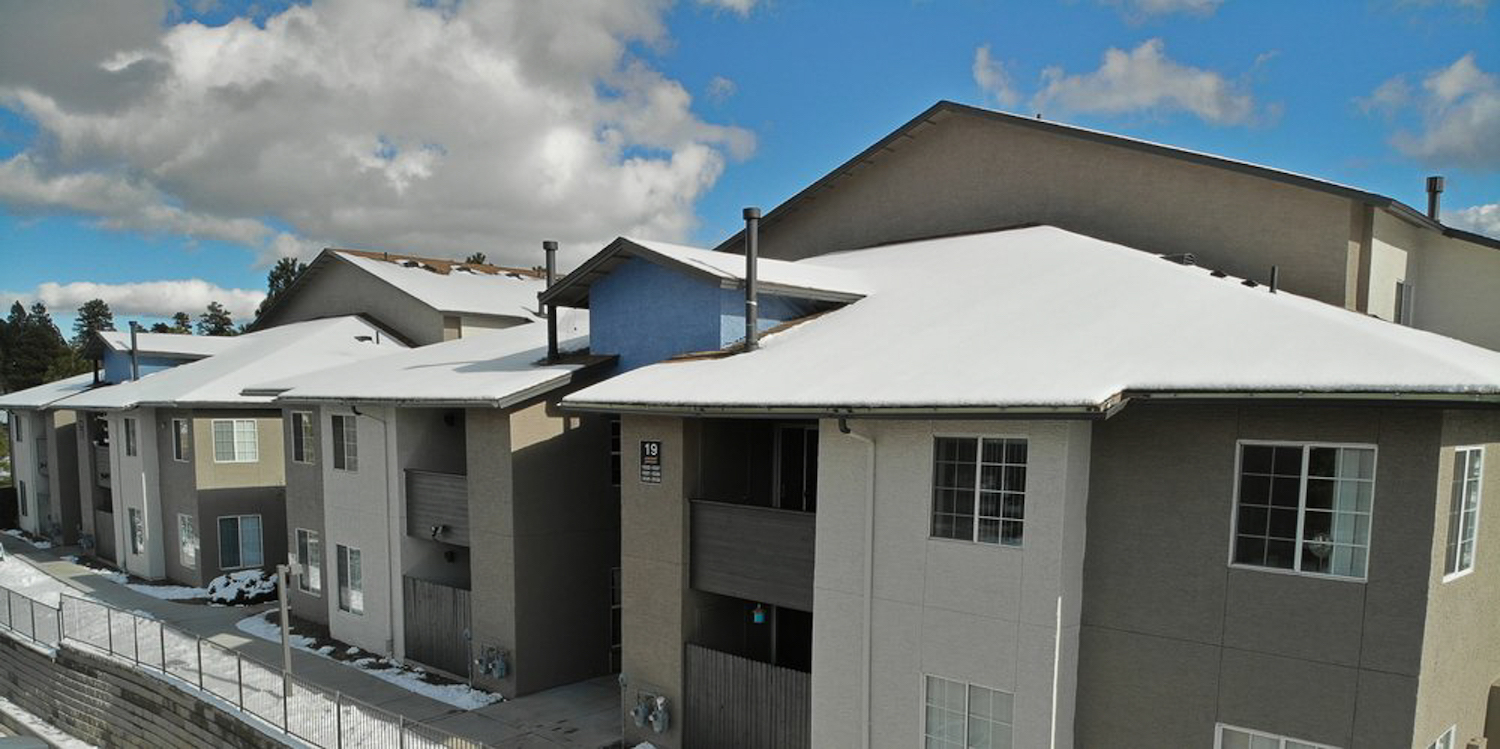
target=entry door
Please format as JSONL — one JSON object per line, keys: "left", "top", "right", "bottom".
{"left": 776, "top": 426, "right": 818, "bottom": 513}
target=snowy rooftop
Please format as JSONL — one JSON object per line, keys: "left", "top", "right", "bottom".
{"left": 334, "top": 250, "right": 546, "bottom": 320}
{"left": 57, "top": 317, "right": 407, "bottom": 410}
{"left": 565, "top": 225, "right": 1500, "bottom": 415}
{"left": 541, "top": 236, "right": 867, "bottom": 308}
{"left": 0, "top": 373, "right": 97, "bottom": 410}
{"left": 93, "top": 330, "right": 242, "bottom": 358}
{"left": 257, "top": 314, "right": 601, "bottom": 407}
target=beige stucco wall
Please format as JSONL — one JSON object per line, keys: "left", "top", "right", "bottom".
{"left": 1412, "top": 409, "right": 1500, "bottom": 748}
{"left": 753, "top": 112, "right": 1357, "bottom": 308}
{"left": 1077, "top": 403, "right": 1442, "bottom": 748}
{"left": 192, "top": 410, "right": 285, "bottom": 489}
{"left": 1411, "top": 233, "right": 1500, "bottom": 351}
{"left": 467, "top": 407, "right": 519, "bottom": 693}
{"left": 1369, "top": 210, "right": 1421, "bottom": 323}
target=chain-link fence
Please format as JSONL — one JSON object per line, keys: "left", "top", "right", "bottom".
{"left": 0, "top": 584, "right": 488, "bottom": 749}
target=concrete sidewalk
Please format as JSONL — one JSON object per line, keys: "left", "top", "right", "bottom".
{"left": 0, "top": 535, "right": 621, "bottom": 748}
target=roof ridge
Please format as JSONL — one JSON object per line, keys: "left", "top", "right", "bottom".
{"left": 330, "top": 248, "right": 544, "bottom": 278}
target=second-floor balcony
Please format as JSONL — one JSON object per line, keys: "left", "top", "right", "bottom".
{"left": 690, "top": 500, "right": 815, "bottom": 611}
{"left": 94, "top": 445, "right": 111, "bottom": 488}
{"left": 405, "top": 469, "right": 469, "bottom": 546}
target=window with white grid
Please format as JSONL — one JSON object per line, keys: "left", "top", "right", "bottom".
{"left": 1216, "top": 724, "right": 1339, "bottom": 749}
{"left": 931, "top": 437, "right": 1027, "bottom": 546}
{"left": 212, "top": 419, "right": 259, "bottom": 463}
{"left": 1445, "top": 448, "right": 1484, "bottom": 579}
{"left": 1233, "top": 442, "right": 1375, "bottom": 579}
{"left": 923, "top": 675, "right": 1012, "bottom": 749}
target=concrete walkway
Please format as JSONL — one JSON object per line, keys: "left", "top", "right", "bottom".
{"left": 0, "top": 535, "right": 621, "bottom": 748}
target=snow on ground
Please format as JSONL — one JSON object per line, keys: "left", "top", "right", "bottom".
{"left": 236, "top": 613, "right": 503, "bottom": 710}
{"left": 0, "top": 695, "right": 98, "bottom": 748}
{"left": 0, "top": 554, "right": 74, "bottom": 607}
{"left": 3, "top": 529, "right": 53, "bottom": 549}
{"left": 207, "top": 570, "right": 276, "bottom": 603}
{"left": 63, "top": 556, "right": 209, "bottom": 600}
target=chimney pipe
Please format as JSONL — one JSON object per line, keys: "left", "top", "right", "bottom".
{"left": 129, "top": 321, "right": 141, "bottom": 381}
{"left": 543, "top": 240, "right": 559, "bottom": 361}
{"left": 743, "top": 207, "right": 761, "bottom": 351}
{"left": 1426, "top": 175, "right": 1445, "bottom": 220}
{"left": 1269, "top": 265, "right": 1279, "bottom": 294}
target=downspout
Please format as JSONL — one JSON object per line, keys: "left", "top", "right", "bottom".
{"left": 839, "top": 417, "right": 875, "bottom": 749}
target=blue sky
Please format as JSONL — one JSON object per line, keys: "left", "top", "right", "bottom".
{"left": 0, "top": 0, "right": 1495, "bottom": 332}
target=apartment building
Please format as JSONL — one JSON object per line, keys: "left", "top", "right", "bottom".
{"left": 52, "top": 317, "right": 404, "bottom": 585}
{"left": 715, "top": 100, "right": 1500, "bottom": 351}
{"left": 249, "top": 248, "right": 545, "bottom": 345}
{"left": 551, "top": 225, "right": 1500, "bottom": 749}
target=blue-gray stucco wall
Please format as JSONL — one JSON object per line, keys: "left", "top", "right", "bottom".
{"left": 589, "top": 257, "right": 821, "bottom": 372}
{"left": 102, "top": 352, "right": 190, "bottom": 384}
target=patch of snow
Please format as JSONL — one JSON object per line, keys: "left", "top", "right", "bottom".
{"left": 633, "top": 743, "right": 659, "bottom": 749}
{"left": 3, "top": 529, "right": 52, "bottom": 549}
{"left": 0, "top": 695, "right": 98, "bottom": 748}
{"left": 0, "top": 555, "right": 73, "bottom": 607}
{"left": 237, "top": 613, "right": 502, "bottom": 710}
{"left": 207, "top": 569, "right": 276, "bottom": 604}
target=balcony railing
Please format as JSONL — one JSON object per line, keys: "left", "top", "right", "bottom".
{"left": 405, "top": 469, "right": 469, "bottom": 546}
{"left": 689, "top": 500, "right": 815, "bottom": 611}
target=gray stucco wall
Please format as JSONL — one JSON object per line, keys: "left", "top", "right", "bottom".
{"left": 283, "top": 405, "right": 327, "bottom": 625}
{"left": 195, "top": 485, "right": 288, "bottom": 587}
{"left": 156, "top": 408, "right": 201, "bottom": 586}
{"left": 1076, "top": 403, "right": 1442, "bottom": 748}
{"left": 753, "top": 112, "right": 1357, "bottom": 308}
{"left": 46, "top": 410, "right": 81, "bottom": 544}
{"left": 256, "top": 257, "right": 446, "bottom": 345}
{"left": 1412, "top": 409, "right": 1500, "bottom": 748}
{"left": 466, "top": 407, "right": 518, "bottom": 695}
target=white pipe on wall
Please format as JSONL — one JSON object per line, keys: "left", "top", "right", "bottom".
{"left": 840, "top": 418, "right": 876, "bottom": 749}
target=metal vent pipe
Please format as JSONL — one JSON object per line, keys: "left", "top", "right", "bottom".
{"left": 743, "top": 207, "right": 761, "bottom": 351}
{"left": 129, "top": 321, "right": 141, "bottom": 381}
{"left": 544, "top": 240, "right": 558, "bottom": 361}
{"left": 1269, "top": 265, "right": 1279, "bottom": 294}
{"left": 1427, "top": 175, "right": 1445, "bottom": 220}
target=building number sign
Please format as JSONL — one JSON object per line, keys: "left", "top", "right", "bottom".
{"left": 639, "top": 440, "right": 663, "bottom": 484}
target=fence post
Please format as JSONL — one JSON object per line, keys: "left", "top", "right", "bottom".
{"left": 131, "top": 614, "right": 139, "bottom": 665}
{"left": 335, "top": 691, "right": 343, "bottom": 749}
{"left": 281, "top": 673, "right": 289, "bottom": 733}
{"left": 106, "top": 606, "right": 113, "bottom": 653}
{"left": 29, "top": 599, "right": 36, "bottom": 642}
{"left": 196, "top": 638, "right": 205, "bottom": 690}
{"left": 399, "top": 714, "right": 406, "bottom": 749}
{"left": 57, "top": 597, "right": 65, "bottom": 644}
{"left": 236, "top": 653, "right": 245, "bottom": 709}
{"left": 158, "top": 623, "right": 167, "bottom": 672}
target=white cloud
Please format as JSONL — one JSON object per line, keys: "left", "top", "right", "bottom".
{"left": 973, "top": 45, "right": 1020, "bottom": 108}
{"left": 1031, "top": 39, "right": 1259, "bottom": 125}
{"left": 696, "top": 0, "right": 758, "bottom": 16}
{"left": 9, "top": 280, "right": 265, "bottom": 321}
{"left": 1445, "top": 202, "right": 1500, "bottom": 238}
{"left": 1104, "top": 0, "right": 1223, "bottom": 20}
{"left": 0, "top": 0, "right": 756, "bottom": 268}
{"left": 1369, "top": 54, "right": 1500, "bottom": 168}
{"left": 706, "top": 75, "right": 737, "bottom": 104}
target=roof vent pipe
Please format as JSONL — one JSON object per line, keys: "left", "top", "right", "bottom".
{"left": 128, "top": 321, "right": 141, "bottom": 381}
{"left": 1426, "top": 175, "right": 1445, "bottom": 220}
{"left": 743, "top": 207, "right": 761, "bottom": 351}
{"left": 1269, "top": 265, "right": 1279, "bottom": 294}
{"left": 543, "top": 240, "right": 559, "bottom": 361}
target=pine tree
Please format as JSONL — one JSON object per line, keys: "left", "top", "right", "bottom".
{"left": 254, "top": 256, "right": 308, "bottom": 319}
{"left": 464, "top": 252, "right": 487, "bottom": 265}
{"left": 197, "top": 301, "right": 236, "bottom": 336}
{"left": 171, "top": 312, "right": 193, "bottom": 334}
{"left": 149, "top": 322, "right": 172, "bottom": 333}
{"left": 72, "top": 298, "right": 116, "bottom": 346}
{"left": 6, "top": 302, "right": 70, "bottom": 390}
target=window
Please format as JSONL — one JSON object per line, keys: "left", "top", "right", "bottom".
{"left": 332, "top": 414, "right": 358, "bottom": 472}
{"left": 124, "top": 417, "right": 138, "bottom": 457}
{"left": 609, "top": 566, "right": 622, "bottom": 672}
{"left": 1445, "top": 448, "right": 1485, "bottom": 580}
{"left": 17, "top": 481, "right": 27, "bottom": 518}
{"left": 297, "top": 529, "right": 322, "bottom": 595}
{"left": 12, "top": 415, "right": 20, "bottom": 441}
{"left": 1216, "top": 724, "right": 1338, "bottom": 749}
{"left": 923, "top": 675, "right": 1012, "bottom": 749}
{"left": 178, "top": 514, "right": 198, "bottom": 569}
{"left": 1394, "top": 281, "right": 1415, "bottom": 326}
{"left": 609, "top": 417, "right": 621, "bottom": 487}
{"left": 777, "top": 425, "right": 819, "bottom": 512}
{"left": 1427, "top": 726, "right": 1456, "bottom": 749}
{"left": 218, "top": 515, "right": 263, "bottom": 569}
{"left": 129, "top": 508, "right": 144, "bottom": 555}
{"left": 212, "top": 419, "right": 259, "bottom": 463}
{"left": 171, "top": 419, "right": 190, "bottom": 462}
{"left": 1232, "top": 442, "right": 1375, "bottom": 579}
{"left": 931, "top": 437, "right": 1027, "bottom": 546}
{"left": 337, "top": 544, "right": 363, "bottom": 614}
{"left": 291, "top": 411, "right": 316, "bottom": 464}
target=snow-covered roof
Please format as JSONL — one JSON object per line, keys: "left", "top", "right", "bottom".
{"left": 565, "top": 225, "right": 1500, "bottom": 415}
{"left": 0, "top": 373, "right": 98, "bottom": 410}
{"left": 259, "top": 315, "right": 600, "bottom": 407}
{"left": 94, "top": 330, "right": 242, "bottom": 358}
{"left": 56, "top": 317, "right": 407, "bottom": 410}
{"left": 540, "top": 236, "right": 867, "bottom": 309}
{"left": 334, "top": 250, "right": 546, "bottom": 320}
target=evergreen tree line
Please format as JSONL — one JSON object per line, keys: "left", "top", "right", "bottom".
{"left": 0, "top": 257, "right": 307, "bottom": 394}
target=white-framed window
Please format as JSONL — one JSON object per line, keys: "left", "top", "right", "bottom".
{"left": 337, "top": 544, "right": 363, "bottom": 614}
{"left": 1216, "top": 723, "right": 1339, "bottom": 749}
{"left": 124, "top": 417, "right": 138, "bottom": 457}
{"left": 332, "top": 414, "right": 358, "bottom": 472}
{"left": 1394, "top": 280, "right": 1415, "bottom": 326}
{"left": 923, "top": 675, "right": 1013, "bottom": 749}
{"left": 171, "top": 419, "right": 190, "bottom": 462}
{"left": 296, "top": 528, "right": 322, "bottom": 595}
{"left": 609, "top": 417, "right": 621, "bottom": 488}
{"left": 1427, "top": 726, "right": 1456, "bottom": 749}
{"left": 17, "top": 480, "right": 27, "bottom": 517}
{"left": 1231, "top": 441, "right": 1376, "bottom": 580}
{"left": 218, "top": 515, "right": 263, "bottom": 569}
{"left": 291, "top": 411, "right": 316, "bottom": 465}
{"left": 178, "top": 514, "right": 198, "bottom": 569}
{"left": 129, "top": 508, "right": 144, "bottom": 555}
{"left": 212, "top": 419, "right": 259, "bottom": 463}
{"left": 930, "top": 436, "right": 1027, "bottom": 546}
{"left": 1445, "top": 447, "right": 1485, "bottom": 580}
